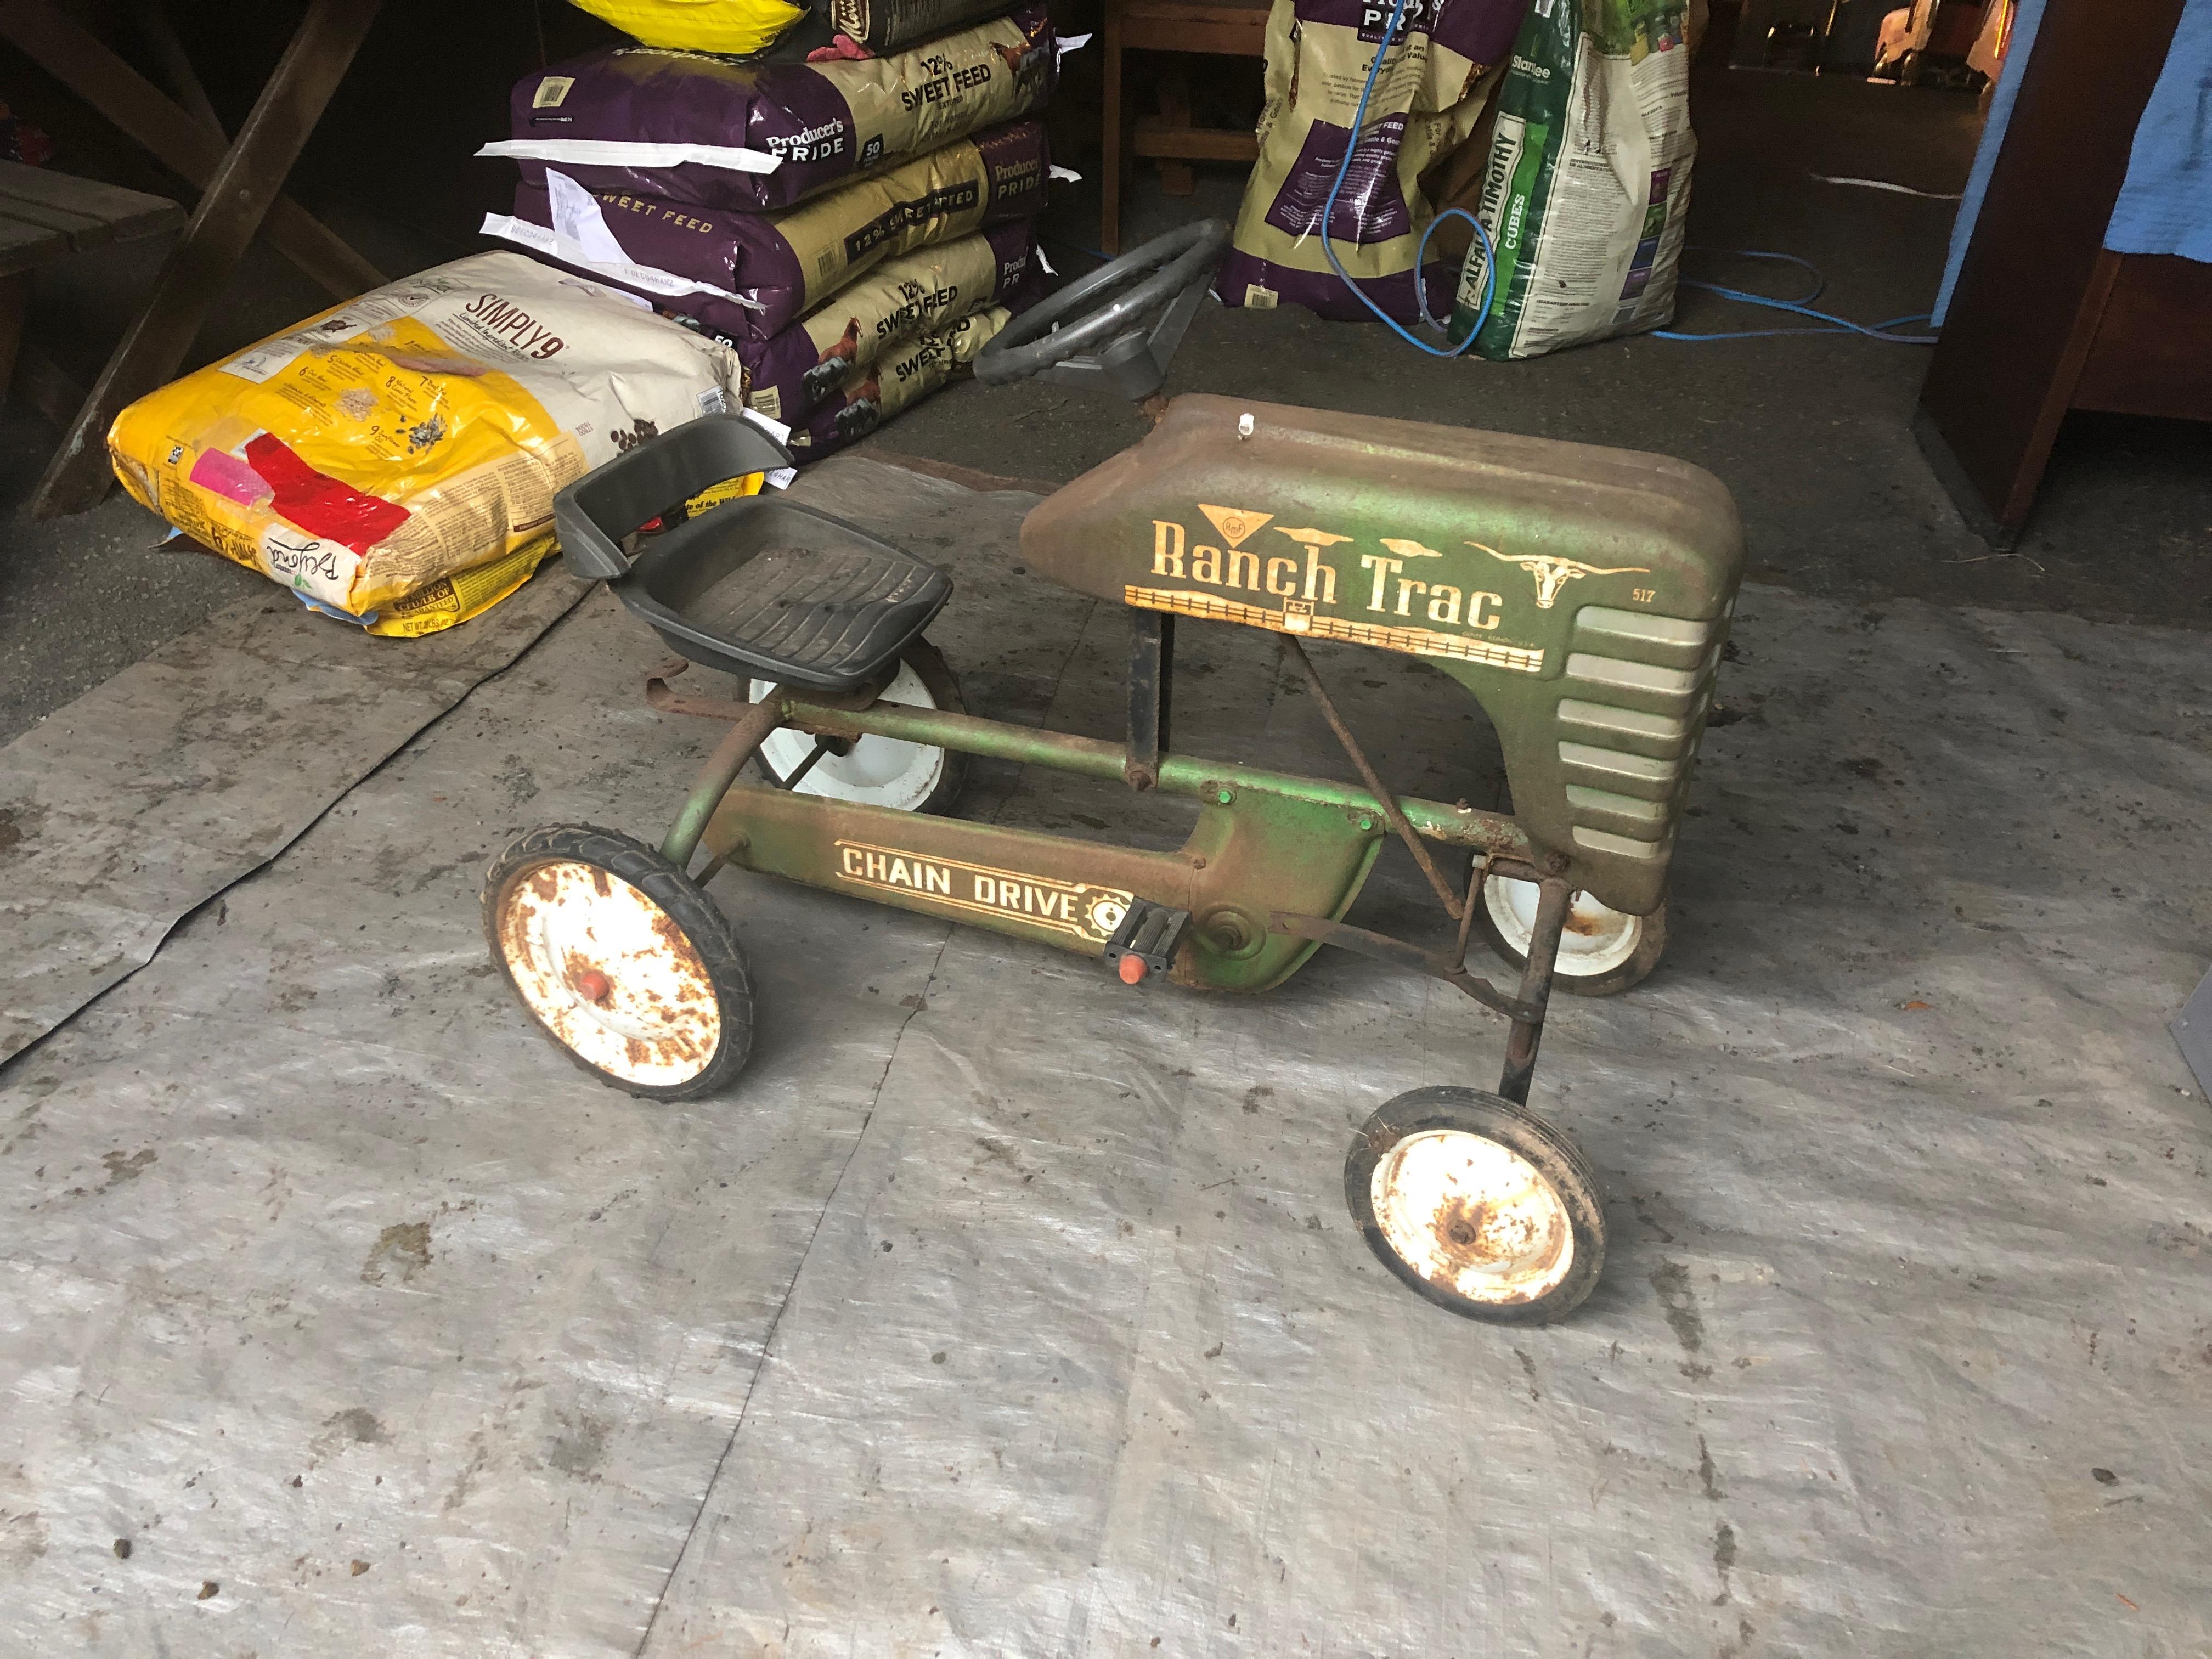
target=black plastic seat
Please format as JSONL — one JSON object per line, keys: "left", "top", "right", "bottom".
{"left": 623, "top": 498, "right": 951, "bottom": 689}
{"left": 551, "top": 415, "right": 951, "bottom": 691}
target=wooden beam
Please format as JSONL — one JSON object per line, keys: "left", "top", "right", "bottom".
{"left": 130, "top": 0, "right": 226, "bottom": 137}
{"left": 1131, "top": 119, "right": 1260, "bottom": 163}
{"left": 31, "top": 0, "right": 387, "bottom": 518}
{"left": 0, "top": 0, "right": 384, "bottom": 301}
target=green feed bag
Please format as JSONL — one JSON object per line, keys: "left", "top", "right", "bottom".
{"left": 1452, "top": 0, "right": 1696, "bottom": 359}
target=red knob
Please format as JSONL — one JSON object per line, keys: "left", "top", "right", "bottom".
{"left": 573, "top": 969, "right": 612, "bottom": 1003}
{"left": 1117, "top": 955, "right": 1148, "bottom": 985}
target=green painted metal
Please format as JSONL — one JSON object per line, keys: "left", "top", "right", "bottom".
{"left": 773, "top": 693, "right": 1539, "bottom": 860}
{"left": 700, "top": 767, "right": 1384, "bottom": 994}
{"left": 659, "top": 701, "right": 784, "bottom": 870}
{"left": 662, "top": 774, "right": 730, "bottom": 868}
{"left": 1015, "top": 394, "right": 1747, "bottom": 914}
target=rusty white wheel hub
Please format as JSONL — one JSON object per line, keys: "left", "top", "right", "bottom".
{"left": 1370, "top": 1130, "right": 1575, "bottom": 1305}
{"left": 750, "top": 659, "right": 945, "bottom": 810}
{"left": 1485, "top": 877, "right": 1643, "bottom": 979}
{"left": 496, "top": 860, "right": 721, "bottom": 1087}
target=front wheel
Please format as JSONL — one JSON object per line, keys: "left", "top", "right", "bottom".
{"left": 483, "top": 824, "right": 753, "bottom": 1099}
{"left": 1345, "top": 1087, "right": 1606, "bottom": 1323}
{"left": 751, "top": 639, "right": 967, "bottom": 814}
{"left": 1475, "top": 873, "right": 1666, "bottom": 997}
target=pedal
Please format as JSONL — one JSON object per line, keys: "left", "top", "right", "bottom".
{"left": 1103, "top": 899, "right": 1191, "bottom": 985}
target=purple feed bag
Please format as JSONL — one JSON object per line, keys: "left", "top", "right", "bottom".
{"left": 735, "top": 221, "right": 1043, "bottom": 426}
{"left": 486, "top": 6, "right": 1056, "bottom": 213}
{"left": 492, "top": 120, "right": 1051, "bottom": 345}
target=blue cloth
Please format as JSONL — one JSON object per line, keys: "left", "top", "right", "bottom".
{"left": 2106, "top": 0, "right": 2212, "bottom": 262}
{"left": 1932, "top": 0, "right": 2048, "bottom": 327}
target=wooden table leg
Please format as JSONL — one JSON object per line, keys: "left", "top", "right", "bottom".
{"left": 0, "top": 272, "right": 31, "bottom": 400}
{"left": 1156, "top": 59, "right": 1196, "bottom": 196}
{"left": 1102, "top": 5, "right": 1125, "bottom": 255}
{"left": 31, "top": 0, "right": 386, "bottom": 518}
{"left": 0, "top": 0, "right": 383, "bottom": 302}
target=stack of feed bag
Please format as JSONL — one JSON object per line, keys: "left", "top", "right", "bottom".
{"left": 479, "top": 2, "right": 1063, "bottom": 461}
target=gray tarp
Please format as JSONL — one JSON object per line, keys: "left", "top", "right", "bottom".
{"left": 1, "top": 458, "right": 2207, "bottom": 1656}
{"left": 0, "top": 572, "right": 586, "bottom": 1062}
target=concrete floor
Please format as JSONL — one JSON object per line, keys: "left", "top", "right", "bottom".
{"left": 2, "top": 63, "right": 2207, "bottom": 748}
{"left": 9, "top": 459, "right": 2210, "bottom": 1656}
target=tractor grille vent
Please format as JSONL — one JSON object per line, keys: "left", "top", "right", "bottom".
{"left": 1555, "top": 604, "right": 1729, "bottom": 861}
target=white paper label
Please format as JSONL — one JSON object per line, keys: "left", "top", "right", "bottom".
{"left": 477, "top": 138, "right": 782, "bottom": 176}
{"left": 546, "top": 169, "right": 635, "bottom": 268}
{"left": 740, "top": 405, "right": 793, "bottom": 445}
{"left": 478, "top": 210, "right": 763, "bottom": 310}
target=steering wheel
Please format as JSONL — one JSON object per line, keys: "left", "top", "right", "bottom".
{"left": 975, "top": 218, "right": 1231, "bottom": 402}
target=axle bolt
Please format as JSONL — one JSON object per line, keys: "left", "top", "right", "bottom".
{"left": 573, "top": 969, "right": 612, "bottom": 1003}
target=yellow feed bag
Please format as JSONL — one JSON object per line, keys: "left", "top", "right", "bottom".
{"left": 108, "top": 251, "right": 743, "bottom": 634}
{"left": 565, "top": 0, "right": 804, "bottom": 55}
{"left": 363, "top": 535, "right": 561, "bottom": 639}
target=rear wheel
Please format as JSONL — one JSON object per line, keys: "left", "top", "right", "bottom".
{"left": 1475, "top": 872, "right": 1666, "bottom": 997}
{"left": 750, "top": 639, "right": 967, "bottom": 814}
{"left": 483, "top": 825, "right": 753, "bottom": 1099}
{"left": 1345, "top": 1087, "right": 1606, "bottom": 1323}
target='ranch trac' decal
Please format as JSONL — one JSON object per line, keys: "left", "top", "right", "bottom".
{"left": 1121, "top": 503, "right": 1645, "bottom": 675}
{"left": 834, "top": 841, "right": 1132, "bottom": 944}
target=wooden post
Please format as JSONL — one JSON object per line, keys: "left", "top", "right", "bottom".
{"left": 1155, "top": 60, "right": 1196, "bottom": 196}
{"left": 30, "top": 0, "right": 387, "bottom": 518}
{"left": 1915, "top": 0, "right": 2187, "bottom": 538}
{"left": 0, "top": 272, "right": 32, "bottom": 402}
{"left": 1102, "top": 0, "right": 1125, "bottom": 254}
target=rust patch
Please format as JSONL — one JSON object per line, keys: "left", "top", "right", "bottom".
{"left": 647, "top": 911, "right": 713, "bottom": 989}
{"left": 590, "top": 868, "right": 611, "bottom": 898}
{"left": 1414, "top": 1193, "right": 1556, "bottom": 1303}
{"left": 1436, "top": 1195, "right": 1494, "bottom": 1259}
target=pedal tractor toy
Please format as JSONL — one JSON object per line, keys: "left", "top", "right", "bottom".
{"left": 482, "top": 222, "right": 1745, "bottom": 1323}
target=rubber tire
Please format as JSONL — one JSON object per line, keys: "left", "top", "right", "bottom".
{"left": 482, "top": 823, "right": 754, "bottom": 1101}
{"left": 1344, "top": 1086, "right": 1607, "bottom": 1325}
{"left": 1472, "top": 873, "right": 1668, "bottom": 999}
{"left": 755, "top": 638, "right": 969, "bottom": 816}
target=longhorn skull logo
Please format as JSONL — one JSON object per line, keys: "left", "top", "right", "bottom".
{"left": 1469, "top": 541, "right": 1650, "bottom": 608}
